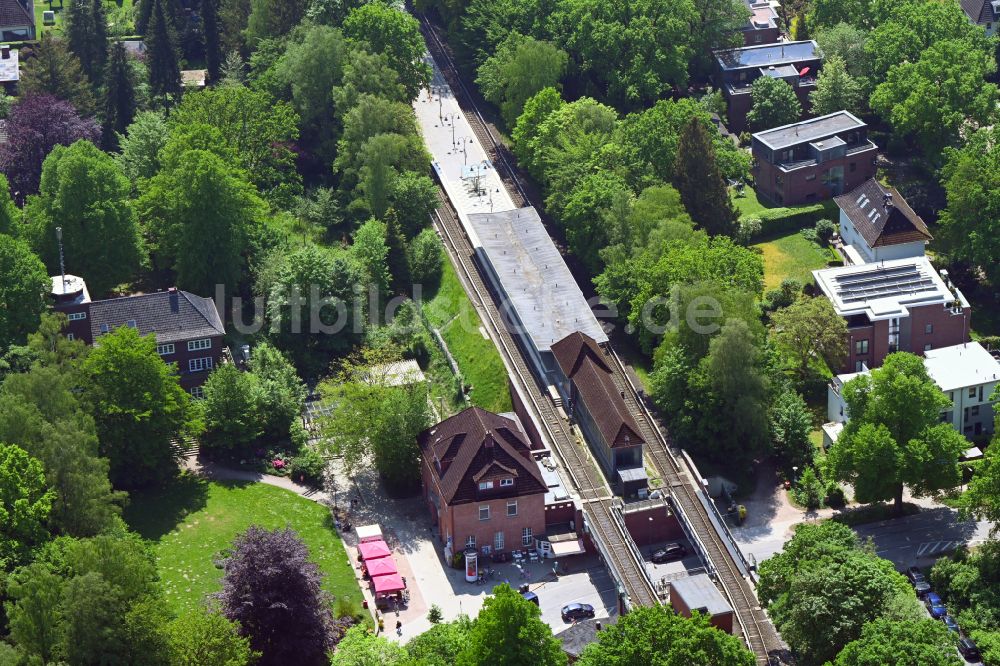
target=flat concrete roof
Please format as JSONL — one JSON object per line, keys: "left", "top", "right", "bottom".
{"left": 0, "top": 49, "right": 18, "bottom": 83}
{"left": 813, "top": 256, "right": 965, "bottom": 320}
{"left": 468, "top": 207, "right": 608, "bottom": 353}
{"left": 670, "top": 573, "right": 733, "bottom": 616}
{"left": 753, "top": 111, "right": 866, "bottom": 151}
{"left": 924, "top": 342, "right": 1000, "bottom": 392}
{"left": 715, "top": 40, "right": 818, "bottom": 71}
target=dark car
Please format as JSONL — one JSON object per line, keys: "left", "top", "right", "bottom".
{"left": 521, "top": 591, "right": 539, "bottom": 607}
{"left": 914, "top": 580, "right": 931, "bottom": 597}
{"left": 561, "top": 603, "right": 595, "bottom": 622}
{"left": 651, "top": 543, "right": 687, "bottom": 563}
{"left": 943, "top": 615, "right": 960, "bottom": 634}
{"left": 958, "top": 637, "right": 981, "bottom": 662}
{"left": 906, "top": 566, "right": 924, "bottom": 584}
{"left": 926, "top": 592, "right": 947, "bottom": 619}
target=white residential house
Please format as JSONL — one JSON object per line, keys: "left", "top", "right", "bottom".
{"left": 834, "top": 178, "right": 932, "bottom": 265}
{"left": 827, "top": 341, "right": 1000, "bottom": 441}
{"left": 959, "top": 0, "right": 998, "bottom": 36}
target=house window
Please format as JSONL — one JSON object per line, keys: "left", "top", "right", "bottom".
{"left": 494, "top": 531, "right": 504, "bottom": 551}
{"left": 970, "top": 387, "right": 977, "bottom": 399}
{"left": 478, "top": 480, "right": 493, "bottom": 491}
{"left": 949, "top": 392, "right": 954, "bottom": 402}
{"left": 521, "top": 527, "right": 533, "bottom": 547}
{"left": 924, "top": 344, "right": 932, "bottom": 352}
{"left": 855, "top": 339, "right": 869, "bottom": 355}
{"left": 479, "top": 505, "right": 490, "bottom": 521}
{"left": 66, "top": 333, "right": 75, "bottom": 341}
{"left": 126, "top": 319, "right": 137, "bottom": 328}
{"left": 855, "top": 360, "right": 866, "bottom": 372}
{"left": 157, "top": 343, "right": 175, "bottom": 356}
{"left": 466, "top": 535, "right": 476, "bottom": 549}
{"left": 187, "top": 338, "right": 212, "bottom": 351}
{"left": 68, "top": 311, "right": 86, "bottom": 321}
{"left": 190, "top": 386, "right": 204, "bottom": 399}
{"left": 188, "top": 357, "right": 214, "bottom": 373}
{"left": 849, "top": 162, "right": 857, "bottom": 173}
{"left": 507, "top": 500, "right": 517, "bottom": 517}
{"left": 500, "top": 478, "right": 513, "bottom": 488}
{"left": 100, "top": 323, "right": 110, "bottom": 334}
{"left": 925, "top": 323, "right": 933, "bottom": 334}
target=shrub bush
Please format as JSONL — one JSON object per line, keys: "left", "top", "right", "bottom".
{"left": 289, "top": 447, "right": 327, "bottom": 487}
{"left": 814, "top": 218, "right": 837, "bottom": 243}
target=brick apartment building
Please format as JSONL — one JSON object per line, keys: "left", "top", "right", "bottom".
{"left": 812, "top": 256, "right": 971, "bottom": 374}
{"left": 51, "top": 275, "right": 226, "bottom": 394}
{"left": 740, "top": 0, "right": 780, "bottom": 45}
{"left": 752, "top": 111, "right": 878, "bottom": 205}
{"left": 713, "top": 40, "right": 821, "bottom": 133}
{"left": 551, "top": 332, "right": 648, "bottom": 498}
{"left": 418, "top": 407, "right": 549, "bottom": 557}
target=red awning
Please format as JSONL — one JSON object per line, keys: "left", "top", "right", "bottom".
{"left": 365, "top": 556, "right": 398, "bottom": 578}
{"left": 358, "top": 540, "right": 391, "bottom": 561}
{"left": 372, "top": 573, "right": 406, "bottom": 595}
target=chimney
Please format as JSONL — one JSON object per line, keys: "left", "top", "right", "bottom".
{"left": 1, "top": 46, "right": 9, "bottom": 60}
{"left": 168, "top": 287, "right": 179, "bottom": 313}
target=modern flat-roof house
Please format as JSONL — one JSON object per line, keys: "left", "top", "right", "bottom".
{"left": 812, "top": 256, "right": 971, "bottom": 373}
{"left": 713, "top": 40, "right": 821, "bottom": 133}
{"left": 835, "top": 179, "right": 932, "bottom": 265}
{"left": 752, "top": 111, "right": 878, "bottom": 205}
{"left": 50, "top": 275, "right": 226, "bottom": 394}
{"left": 827, "top": 342, "right": 1000, "bottom": 439}
{"left": 0, "top": 46, "right": 18, "bottom": 93}
{"left": 418, "top": 407, "right": 550, "bottom": 558}
{"left": 669, "top": 574, "right": 735, "bottom": 633}
{"left": 0, "top": 0, "right": 34, "bottom": 41}
{"left": 960, "top": 0, "right": 997, "bottom": 35}
{"left": 740, "top": 0, "right": 781, "bottom": 45}
{"left": 551, "top": 331, "right": 648, "bottom": 498}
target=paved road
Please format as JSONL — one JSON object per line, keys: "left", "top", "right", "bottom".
{"left": 853, "top": 506, "right": 992, "bottom": 568}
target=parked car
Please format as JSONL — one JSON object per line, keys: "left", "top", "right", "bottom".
{"left": 561, "top": 603, "right": 595, "bottom": 622}
{"left": 958, "top": 637, "right": 981, "bottom": 662}
{"left": 926, "top": 592, "right": 947, "bottom": 619}
{"left": 943, "top": 615, "right": 960, "bottom": 634}
{"left": 521, "top": 591, "right": 539, "bottom": 606}
{"left": 913, "top": 579, "right": 931, "bottom": 597}
{"left": 906, "top": 566, "right": 924, "bottom": 583}
{"left": 651, "top": 543, "right": 687, "bottom": 563}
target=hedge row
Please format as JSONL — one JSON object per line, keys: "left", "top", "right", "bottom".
{"left": 744, "top": 202, "right": 830, "bottom": 241}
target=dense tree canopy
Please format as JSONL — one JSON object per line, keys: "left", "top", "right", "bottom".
{"left": 833, "top": 618, "right": 961, "bottom": 666}
{"left": 18, "top": 36, "right": 97, "bottom": 116}
{"left": 0, "top": 235, "right": 49, "bottom": 352}
{"left": 342, "top": 2, "right": 430, "bottom": 99}
{"left": 769, "top": 295, "right": 848, "bottom": 378}
{"left": 477, "top": 33, "right": 568, "bottom": 127}
{"left": 0, "top": 443, "right": 55, "bottom": 569}
{"left": 460, "top": 583, "right": 566, "bottom": 666}
{"left": 746, "top": 76, "right": 801, "bottom": 132}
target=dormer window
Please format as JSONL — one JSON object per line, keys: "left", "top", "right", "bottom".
{"left": 478, "top": 480, "right": 494, "bottom": 491}
{"left": 500, "top": 478, "right": 514, "bottom": 487}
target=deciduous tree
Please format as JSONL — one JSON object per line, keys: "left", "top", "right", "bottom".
{"left": 746, "top": 76, "right": 801, "bottom": 131}
{"left": 24, "top": 140, "right": 143, "bottom": 297}
{"left": 826, "top": 352, "right": 967, "bottom": 515}
{"left": 168, "top": 607, "right": 260, "bottom": 666}
{"left": 218, "top": 526, "right": 336, "bottom": 666}
{"left": 343, "top": 3, "right": 431, "bottom": 98}
{"left": 460, "top": 583, "right": 566, "bottom": 666}
{"left": 0, "top": 443, "right": 55, "bottom": 567}
{"left": 0, "top": 235, "right": 49, "bottom": 351}
{"left": 79, "top": 326, "right": 198, "bottom": 488}
{"left": 834, "top": 618, "right": 962, "bottom": 666}
{"left": 477, "top": 33, "right": 568, "bottom": 127}
{"left": 769, "top": 389, "right": 814, "bottom": 473}
{"left": 769, "top": 295, "right": 848, "bottom": 378}
{"left": 810, "top": 55, "right": 864, "bottom": 116}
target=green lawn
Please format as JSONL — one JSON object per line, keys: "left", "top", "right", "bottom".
{"left": 423, "top": 248, "right": 512, "bottom": 413}
{"left": 754, "top": 230, "right": 830, "bottom": 290}
{"left": 124, "top": 476, "right": 362, "bottom": 616}
{"left": 29, "top": 0, "right": 136, "bottom": 41}
{"left": 732, "top": 186, "right": 770, "bottom": 217}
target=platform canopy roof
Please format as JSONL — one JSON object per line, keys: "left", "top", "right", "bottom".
{"left": 358, "top": 540, "right": 391, "bottom": 561}
{"left": 365, "top": 556, "right": 398, "bottom": 578}
{"left": 372, "top": 573, "right": 406, "bottom": 596}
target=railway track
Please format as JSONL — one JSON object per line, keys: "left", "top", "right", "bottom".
{"left": 431, "top": 190, "right": 659, "bottom": 609}
{"left": 418, "top": 13, "right": 786, "bottom": 664}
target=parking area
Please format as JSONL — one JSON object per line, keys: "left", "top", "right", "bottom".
{"left": 334, "top": 464, "right": 618, "bottom": 641}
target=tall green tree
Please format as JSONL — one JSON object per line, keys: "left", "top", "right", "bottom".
{"left": 833, "top": 618, "right": 962, "bottom": 666}
{"left": 578, "top": 605, "right": 754, "bottom": 666}
{"left": 0, "top": 444, "right": 55, "bottom": 568}
{"left": 168, "top": 607, "right": 260, "bottom": 666}
{"left": 688, "top": 0, "right": 749, "bottom": 79}
{"left": 476, "top": 33, "right": 568, "bottom": 127}
{"left": 965, "top": 436, "right": 1000, "bottom": 525}
{"left": 331, "top": 626, "right": 408, "bottom": 665}
{"left": 79, "top": 326, "right": 199, "bottom": 488}
{"left": 342, "top": 3, "right": 431, "bottom": 98}
{"left": 0, "top": 235, "right": 49, "bottom": 352}
{"left": 145, "top": 0, "right": 182, "bottom": 102}
{"left": 939, "top": 125, "right": 1000, "bottom": 286}
{"left": 769, "top": 295, "right": 848, "bottom": 378}
{"left": 244, "top": 0, "right": 308, "bottom": 45}
{"left": 746, "top": 76, "right": 801, "bottom": 131}
{"left": 0, "top": 173, "right": 16, "bottom": 235}
{"left": 19, "top": 36, "right": 97, "bottom": 116}
{"left": 202, "top": 0, "right": 224, "bottom": 83}
{"left": 201, "top": 364, "right": 264, "bottom": 452}
{"left": 769, "top": 389, "right": 814, "bottom": 473}
{"left": 65, "top": 0, "right": 108, "bottom": 85}
{"left": 4, "top": 563, "right": 65, "bottom": 663}
{"left": 871, "top": 39, "right": 998, "bottom": 161}
{"left": 138, "top": 148, "right": 266, "bottom": 295}
{"left": 810, "top": 55, "right": 864, "bottom": 116}
{"left": 826, "top": 352, "right": 967, "bottom": 515}
{"left": 460, "top": 583, "right": 566, "bottom": 666}
{"left": 102, "top": 41, "right": 137, "bottom": 150}
{"left": 351, "top": 218, "right": 392, "bottom": 298}
{"left": 25, "top": 140, "right": 143, "bottom": 297}
{"left": 673, "top": 117, "right": 737, "bottom": 237}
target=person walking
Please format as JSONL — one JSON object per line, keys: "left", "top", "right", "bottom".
{"left": 396, "top": 620, "right": 403, "bottom": 636}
